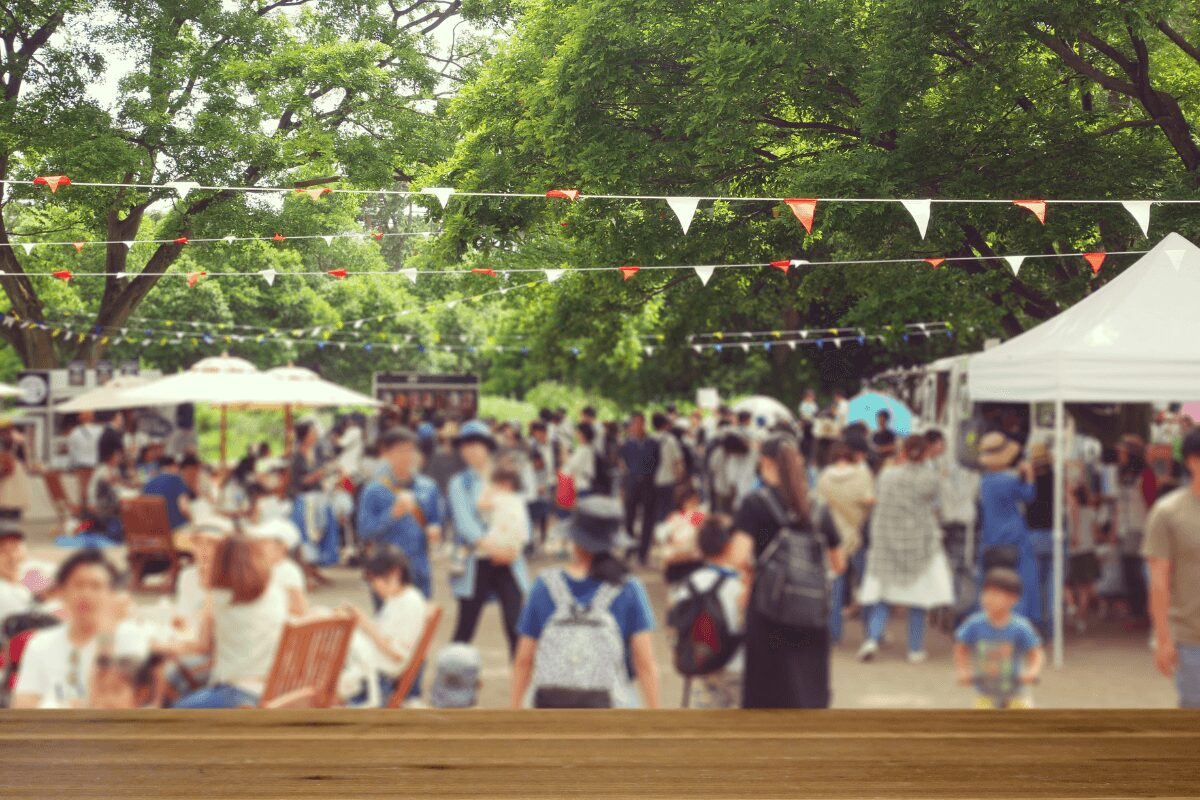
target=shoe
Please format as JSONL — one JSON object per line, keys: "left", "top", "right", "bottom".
{"left": 856, "top": 640, "right": 879, "bottom": 662}
{"left": 906, "top": 650, "right": 928, "bottom": 664}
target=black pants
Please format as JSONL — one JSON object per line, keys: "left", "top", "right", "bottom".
{"left": 453, "top": 559, "right": 523, "bottom": 658}
{"left": 1121, "top": 554, "right": 1148, "bottom": 620}
{"left": 623, "top": 481, "right": 658, "bottom": 566}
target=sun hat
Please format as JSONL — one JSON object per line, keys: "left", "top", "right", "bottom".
{"left": 453, "top": 419, "right": 496, "bottom": 451}
{"left": 561, "top": 495, "right": 634, "bottom": 555}
{"left": 429, "top": 643, "right": 482, "bottom": 709}
{"left": 246, "top": 518, "right": 301, "bottom": 550}
{"left": 1028, "top": 440, "right": 1051, "bottom": 466}
{"left": 977, "top": 431, "right": 1021, "bottom": 471}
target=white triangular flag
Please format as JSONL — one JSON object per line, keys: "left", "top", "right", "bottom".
{"left": 789, "top": 259, "right": 810, "bottom": 268}
{"left": 693, "top": 265, "right": 715, "bottom": 286}
{"left": 20, "top": 243, "right": 34, "bottom": 255}
{"left": 338, "top": 343, "right": 346, "bottom": 351}
{"left": 740, "top": 343, "right": 750, "bottom": 352}
{"left": 322, "top": 236, "right": 333, "bottom": 246}
{"left": 834, "top": 338, "right": 843, "bottom": 349}
{"left": 1121, "top": 200, "right": 1151, "bottom": 237}
{"left": 115, "top": 272, "right": 127, "bottom": 279}
{"left": 261, "top": 268, "right": 277, "bottom": 286}
{"left": 692, "top": 345, "right": 703, "bottom": 354}
{"left": 544, "top": 269, "right": 565, "bottom": 283}
{"left": 166, "top": 181, "right": 200, "bottom": 200}
{"left": 900, "top": 199, "right": 932, "bottom": 239}
{"left": 644, "top": 346, "right": 654, "bottom": 356}
{"left": 400, "top": 268, "right": 417, "bottom": 284}
{"left": 121, "top": 241, "right": 134, "bottom": 250}
{"left": 222, "top": 235, "right": 236, "bottom": 244}
{"left": 1005, "top": 255, "right": 1025, "bottom": 276}
{"left": 1166, "top": 249, "right": 1186, "bottom": 271}
{"left": 391, "top": 344, "right": 400, "bottom": 354}
{"left": 787, "top": 341, "right": 797, "bottom": 350}
{"left": 446, "top": 300, "right": 458, "bottom": 309}
{"left": 353, "top": 319, "right": 365, "bottom": 330}
{"left": 422, "top": 187, "right": 454, "bottom": 208}
{"left": 666, "top": 197, "right": 701, "bottom": 234}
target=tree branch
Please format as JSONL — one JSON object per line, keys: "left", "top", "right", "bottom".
{"left": 1156, "top": 19, "right": 1200, "bottom": 66}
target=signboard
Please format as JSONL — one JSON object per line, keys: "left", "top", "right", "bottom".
{"left": 373, "top": 373, "right": 479, "bottom": 421}
{"left": 120, "top": 361, "right": 140, "bottom": 376}
{"left": 96, "top": 360, "right": 114, "bottom": 385}
{"left": 696, "top": 388, "right": 719, "bottom": 410}
{"left": 67, "top": 361, "right": 86, "bottom": 387}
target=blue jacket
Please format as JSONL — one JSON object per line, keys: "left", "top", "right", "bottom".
{"left": 447, "top": 468, "right": 531, "bottom": 600}
{"left": 356, "top": 466, "right": 442, "bottom": 598}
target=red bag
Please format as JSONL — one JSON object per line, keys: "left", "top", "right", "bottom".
{"left": 555, "top": 471, "right": 577, "bottom": 510}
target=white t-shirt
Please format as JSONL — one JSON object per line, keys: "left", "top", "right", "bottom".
{"left": 13, "top": 621, "right": 150, "bottom": 708}
{"left": 485, "top": 490, "right": 531, "bottom": 553}
{"left": 1074, "top": 506, "right": 1098, "bottom": 553}
{"left": 563, "top": 444, "right": 595, "bottom": 492}
{"left": 272, "top": 559, "right": 306, "bottom": 596}
{"left": 67, "top": 424, "right": 103, "bottom": 469}
{"left": 209, "top": 585, "right": 288, "bottom": 695}
{"left": 0, "top": 577, "right": 33, "bottom": 623}
{"left": 655, "top": 433, "right": 684, "bottom": 488}
{"left": 174, "top": 566, "right": 206, "bottom": 628}
{"left": 372, "top": 586, "right": 427, "bottom": 678}
{"left": 669, "top": 565, "right": 745, "bottom": 674}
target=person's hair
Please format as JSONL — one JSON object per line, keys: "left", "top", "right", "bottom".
{"left": 98, "top": 438, "right": 123, "bottom": 465}
{"left": 651, "top": 412, "right": 669, "bottom": 431}
{"left": 490, "top": 467, "right": 521, "bottom": 492}
{"left": 722, "top": 431, "right": 750, "bottom": 456}
{"left": 901, "top": 435, "right": 928, "bottom": 462}
{"left": 674, "top": 483, "right": 699, "bottom": 512}
{"left": 924, "top": 429, "right": 945, "bottom": 446}
{"left": 760, "top": 434, "right": 811, "bottom": 526}
{"left": 828, "top": 442, "right": 853, "bottom": 464}
{"left": 877, "top": 410, "right": 891, "bottom": 423}
{"left": 581, "top": 406, "right": 597, "bottom": 419}
{"left": 982, "top": 567, "right": 1023, "bottom": 597}
{"left": 538, "top": 407, "right": 554, "bottom": 422}
{"left": 1183, "top": 429, "right": 1200, "bottom": 461}
{"left": 379, "top": 427, "right": 418, "bottom": 452}
{"left": 576, "top": 421, "right": 596, "bottom": 444}
{"left": 629, "top": 411, "right": 645, "bottom": 422}
{"left": 588, "top": 551, "right": 629, "bottom": 585}
{"left": 294, "top": 421, "right": 314, "bottom": 446}
{"left": 697, "top": 513, "right": 733, "bottom": 559}
{"left": 55, "top": 549, "right": 120, "bottom": 588}
{"left": 665, "top": 403, "right": 677, "bottom": 414}
{"left": 1118, "top": 434, "right": 1147, "bottom": 480}
{"left": 529, "top": 420, "right": 547, "bottom": 435}
{"left": 209, "top": 536, "right": 270, "bottom": 604}
{"left": 736, "top": 410, "right": 752, "bottom": 424}
{"left": 156, "top": 455, "right": 178, "bottom": 469}
{"left": 179, "top": 454, "right": 200, "bottom": 470}
{"left": 362, "top": 548, "right": 412, "bottom": 585}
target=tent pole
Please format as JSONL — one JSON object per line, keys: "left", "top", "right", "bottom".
{"left": 220, "top": 406, "right": 228, "bottom": 467}
{"left": 1052, "top": 398, "right": 1066, "bottom": 668}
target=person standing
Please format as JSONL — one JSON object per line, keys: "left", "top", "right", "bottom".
{"left": 976, "top": 432, "right": 1042, "bottom": 628}
{"left": 856, "top": 435, "right": 952, "bottom": 663}
{"left": 1023, "top": 442, "right": 1058, "bottom": 636}
{"left": 732, "top": 435, "right": 844, "bottom": 708}
{"left": 925, "top": 430, "right": 980, "bottom": 622}
{"left": 1115, "top": 435, "right": 1157, "bottom": 630}
{"left": 1144, "top": 429, "right": 1200, "bottom": 708}
{"left": 619, "top": 412, "right": 660, "bottom": 566}
{"left": 356, "top": 428, "right": 442, "bottom": 600}
{"left": 0, "top": 421, "right": 33, "bottom": 523}
{"left": 288, "top": 421, "right": 340, "bottom": 567}
{"left": 815, "top": 442, "right": 875, "bottom": 644}
{"left": 67, "top": 411, "right": 104, "bottom": 504}
{"left": 447, "top": 421, "right": 529, "bottom": 657}
{"left": 652, "top": 413, "right": 684, "bottom": 525}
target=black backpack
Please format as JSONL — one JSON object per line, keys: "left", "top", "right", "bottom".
{"left": 753, "top": 490, "right": 830, "bottom": 629}
{"left": 668, "top": 570, "right": 742, "bottom": 676}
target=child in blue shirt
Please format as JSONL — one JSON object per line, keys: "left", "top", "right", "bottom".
{"left": 955, "top": 567, "right": 1044, "bottom": 708}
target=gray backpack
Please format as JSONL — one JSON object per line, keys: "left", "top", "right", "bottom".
{"left": 530, "top": 570, "right": 627, "bottom": 708}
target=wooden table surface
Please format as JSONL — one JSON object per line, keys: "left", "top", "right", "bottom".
{"left": 1, "top": 710, "right": 1196, "bottom": 799}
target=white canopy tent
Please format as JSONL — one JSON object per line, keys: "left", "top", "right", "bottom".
{"left": 969, "top": 232, "right": 1200, "bottom": 666}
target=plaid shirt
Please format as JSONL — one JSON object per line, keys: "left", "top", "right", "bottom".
{"left": 867, "top": 463, "right": 942, "bottom": 587}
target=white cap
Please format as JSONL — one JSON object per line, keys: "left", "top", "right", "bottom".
{"left": 189, "top": 513, "right": 235, "bottom": 539}
{"left": 246, "top": 518, "right": 301, "bottom": 550}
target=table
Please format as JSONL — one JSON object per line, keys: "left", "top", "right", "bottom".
{"left": 2, "top": 710, "right": 1196, "bottom": 798}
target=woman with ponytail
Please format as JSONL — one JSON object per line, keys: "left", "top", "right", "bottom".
{"left": 732, "top": 434, "right": 845, "bottom": 708}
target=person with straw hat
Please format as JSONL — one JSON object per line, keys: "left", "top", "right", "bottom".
{"left": 976, "top": 432, "right": 1042, "bottom": 627}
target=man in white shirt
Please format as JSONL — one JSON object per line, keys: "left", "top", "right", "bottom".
{"left": 12, "top": 550, "right": 121, "bottom": 708}
{"left": 67, "top": 411, "right": 104, "bottom": 502}
{"left": 0, "top": 529, "right": 33, "bottom": 623}
{"left": 652, "top": 413, "right": 685, "bottom": 524}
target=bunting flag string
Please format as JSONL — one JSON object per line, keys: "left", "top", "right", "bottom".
{"left": 7, "top": 176, "right": 1192, "bottom": 238}
{"left": 0, "top": 229, "right": 438, "bottom": 253}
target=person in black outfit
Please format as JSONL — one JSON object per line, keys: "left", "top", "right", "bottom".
{"left": 619, "top": 412, "right": 660, "bottom": 566}
{"left": 732, "top": 434, "right": 845, "bottom": 708}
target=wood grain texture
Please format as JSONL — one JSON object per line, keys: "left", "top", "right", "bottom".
{"left": 1, "top": 711, "right": 1197, "bottom": 799}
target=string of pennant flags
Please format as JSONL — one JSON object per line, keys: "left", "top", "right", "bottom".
{"left": 2, "top": 249, "right": 1145, "bottom": 286}
{"left": 9, "top": 174, "right": 1189, "bottom": 238}
{"left": 0, "top": 229, "right": 438, "bottom": 257}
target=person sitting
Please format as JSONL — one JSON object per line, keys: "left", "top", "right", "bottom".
{"left": 247, "top": 518, "right": 308, "bottom": 618}
{"left": 142, "top": 456, "right": 194, "bottom": 531}
{"left": 80, "top": 440, "right": 128, "bottom": 542}
{"left": 0, "top": 529, "right": 32, "bottom": 624}
{"left": 341, "top": 548, "right": 427, "bottom": 705}
{"left": 430, "top": 643, "right": 482, "bottom": 709}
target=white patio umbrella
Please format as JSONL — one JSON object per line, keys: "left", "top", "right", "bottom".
{"left": 733, "top": 395, "right": 797, "bottom": 427}
{"left": 263, "top": 366, "right": 380, "bottom": 409}
{"left": 55, "top": 376, "right": 155, "bottom": 413}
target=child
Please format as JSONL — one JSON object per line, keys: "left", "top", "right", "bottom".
{"left": 954, "top": 568, "right": 1044, "bottom": 709}
{"left": 659, "top": 486, "right": 706, "bottom": 585}
{"left": 88, "top": 652, "right": 166, "bottom": 709}
{"left": 669, "top": 514, "right": 747, "bottom": 709}
{"left": 476, "top": 468, "right": 530, "bottom": 560}
{"left": 430, "top": 643, "right": 483, "bottom": 709}
{"left": 342, "top": 548, "right": 427, "bottom": 704}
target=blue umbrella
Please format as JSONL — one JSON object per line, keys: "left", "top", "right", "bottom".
{"left": 848, "top": 391, "right": 914, "bottom": 435}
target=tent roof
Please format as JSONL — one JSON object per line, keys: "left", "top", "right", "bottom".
{"left": 968, "top": 232, "right": 1200, "bottom": 403}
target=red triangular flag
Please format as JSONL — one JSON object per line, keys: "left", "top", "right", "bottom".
{"left": 186, "top": 271, "right": 206, "bottom": 288}
{"left": 784, "top": 198, "right": 818, "bottom": 233}
{"left": 925, "top": 257, "right": 945, "bottom": 269}
{"left": 34, "top": 175, "right": 71, "bottom": 193}
{"left": 272, "top": 233, "right": 286, "bottom": 242}
{"left": 296, "top": 187, "right": 330, "bottom": 202}
{"left": 72, "top": 242, "right": 85, "bottom": 253}
{"left": 471, "top": 268, "right": 496, "bottom": 277}
{"left": 174, "top": 237, "right": 189, "bottom": 245}
{"left": 371, "top": 231, "right": 384, "bottom": 241}
{"left": 618, "top": 266, "right": 640, "bottom": 281}
{"left": 1083, "top": 251, "right": 1106, "bottom": 275}
{"left": 53, "top": 270, "right": 72, "bottom": 282}
{"left": 1013, "top": 199, "right": 1047, "bottom": 224}
{"left": 769, "top": 260, "right": 791, "bottom": 273}
{"left": 327, "top": 268, "right": 348, "bottom": 279}
{"left": 546, "top": 188, "right": 581, "bottom": 201}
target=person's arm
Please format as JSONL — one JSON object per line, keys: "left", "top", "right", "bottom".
{"left": 1147, "top": 556, "right": 1177, "bottom": 677}
{"left": 1022, "top": 646, "right": 1046, "bottom": 684}
{"left": 629, "top": 631, "right": 661, "bottom": 709}
{"left": 953, "top": 642, "right": 973, "bottom": 685}
{"left": 510, "top": 635, "right": 537, "bottom": 709}
{"left": 422, "top": 483, "right": 443, "bottom": 547}
{"left": 346, "top": 606, "right": 411, "bottom": 666}
{"left": 827, "top": 545, "right": 847, "bottom": 576}
{"left": 448, "top": 476, "right": 487, "bottom": 544}
{"left": 286, "top": 586, "right": 308, "bottom": 618}
{"left": 354, "top": 485, "right": 392, "bottom": 543}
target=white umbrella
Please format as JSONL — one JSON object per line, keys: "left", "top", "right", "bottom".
{"left": 0, "top": 384, "right": 21, "bottom": 399}
{"left": 263, "top": 366, "right": 380, "bottom": 409}
{"left": 55, "top": 376, "right": 155, "bottom": 413}
{"left": 121, "top": 354, "right": 297, "bottom": 407}
{"left": 733, "top": 395, "right": 796, "bottom": 427}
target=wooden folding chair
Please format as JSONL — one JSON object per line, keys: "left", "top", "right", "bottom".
{"left": 259, "top": 612, "right": 356, "bottom": 709}
{"left": 262, "top": 687, "right": 317, "bottom": 710}
{"left": 386, "top": 605, "right": 444, "bottom": 709}
{"left": 42, "top": 471, "right": 79, "bottom": 533}
{"left": 120, "top": 496, "right": 184, "bottom": 594}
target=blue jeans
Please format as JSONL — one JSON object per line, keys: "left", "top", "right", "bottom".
{"left": 829, "top": 549, "right": 867, "bottom": 643}
{"left": 866, "top": 604, "right": 928, "bottom": 654}
{"left": 1178, "top": 643, "right": 1200, "bottom": 709}
{"left": 174, "top": 684, "right": 259, "bottom": 709}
